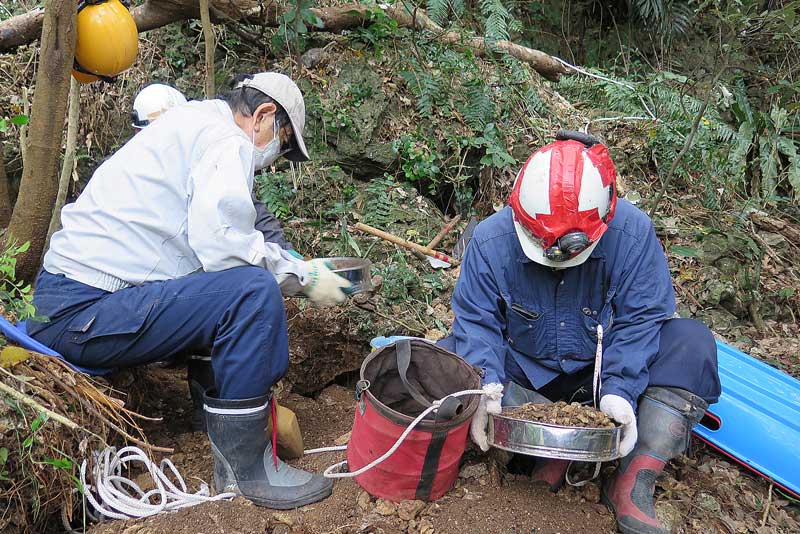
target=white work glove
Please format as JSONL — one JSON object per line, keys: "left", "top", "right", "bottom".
{"left": 600, "top": 394, "right": 638, "bottom": 456}
{"left": 470, "top": 383, "right": 504, "bottom": 452}
{"left": 302, "top": 259, "right": 352, "bottom": 307}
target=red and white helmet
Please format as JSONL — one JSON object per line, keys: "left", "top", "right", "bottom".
{"left": 509, "top": 130, "right": 617, "bottom": 268}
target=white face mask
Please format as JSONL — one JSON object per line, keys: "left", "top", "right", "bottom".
{"left": 251, "top": 115, "right": 281, "bottom": 172}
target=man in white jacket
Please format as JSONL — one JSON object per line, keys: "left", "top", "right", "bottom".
{"left": 28, "top": 72, "right": 345, "bottom": 509}
{"left": 129, "top": 80, "right": 304, "bottom": 431}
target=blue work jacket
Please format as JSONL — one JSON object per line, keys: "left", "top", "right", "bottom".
{"left": 450, "top": 199, "right": 675, "bottom": 407}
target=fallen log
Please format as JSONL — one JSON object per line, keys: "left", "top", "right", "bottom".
{"left": 749, "top": 212, "right": 800, "bottom": 245}
{"left": 1, "top": 1, "right": 569, "bottom": 80}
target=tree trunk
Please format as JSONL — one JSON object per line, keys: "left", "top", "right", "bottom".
{"left": 0, "top": 140, "right": 11, "bottom": 228}
{"left": 6, "top": 0, "right": 76, "bottom": 281}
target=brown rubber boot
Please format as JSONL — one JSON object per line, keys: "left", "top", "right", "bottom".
{"left": 602, "top": 387, "right": 707, "bottom": 534}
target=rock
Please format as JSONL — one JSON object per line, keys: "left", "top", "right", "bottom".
{"left": 300, "top": 47, "right": 327, "bottom": 69}
{"left": 424, "top": 329, "right": 445, "bottom": 341}
{"left": 698, "top": 233, "right": 730, "bottom": 265}
{"left": 272, "top": 512, "right": 295, "bottom": 526}
{"left": 357, "top": 490, "right": 373, "bottom": 511}
{"left": 701, "top": 275, "right": 737, "bottom": 308}
{"left": 375, "top": 499, "right": 397, "bottom": 516}
{"left": 458, "top": 463, "right": 488, "bottom": 479}
{"left": 462, "top": 489, "right": 483, "bottom": 501}
{"left": 272, "top": 526, "right": 291, "bottom": 534}
{"left": 334, "top": 431, "right": 352, "bottom": 446}
{"left": 418, "top": 518, "right": 435, "bottom": 534}
{"left": 696, "top": 491, "right": 721, "bottom": 512}
{"left": 758, "top": 231, "right": 787, "bottom": 251}
{"left": 695, "top": 307, "right": 740, "bottom": 332}
{"left": 397, "top": 500, "right": 425, "bottom": 521}
{"left": 655, "top": 502, "right": 683, "bottom": 531}
{"left": 581, "top": 482, "right": 600, "bottom": 503}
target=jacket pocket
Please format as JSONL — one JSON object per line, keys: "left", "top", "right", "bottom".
{"left": 506, "top": 302, "right": 547, "bottom": 359}
{"left": 579, "top": 288, "right": 616, "bottom": 356}
{"left": 66, "top": 297, "right": 154, "bottom": 345}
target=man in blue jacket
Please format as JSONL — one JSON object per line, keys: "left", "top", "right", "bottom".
{"left": 445, "top": 131, "right": 720, "bottom": 534}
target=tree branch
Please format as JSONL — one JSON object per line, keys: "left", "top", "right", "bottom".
{"left": 648, "top": 68, "right": 726, "bottom": 218}
{"left": 44, "top": 76, "right": 80, "bottom": 254}
{"left": 1, "top": 1, "right": 569, "bottom": 80}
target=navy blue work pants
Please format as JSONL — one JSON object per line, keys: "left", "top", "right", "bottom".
{"left": 440, "top": 318, "right": 720, "bottom": 405}
{"left": 28, "top": 267, "right": 288, "bottom": 400}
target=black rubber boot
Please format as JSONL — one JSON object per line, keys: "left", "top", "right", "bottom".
{"left": 602, "top": 387, "right": 708, "bottom": 534}
{"left": 204, "top": 390, "right": 333, "bottom": 509}
{"left": 188, "top": 356, "right": 214, "bottom": 432}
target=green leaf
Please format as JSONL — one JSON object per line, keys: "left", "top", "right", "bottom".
{"left": 30, "top": 412, "right": 48, "bottom": 432}
{"left": 346, "top": 234, "right": 362, "bottom": 256}
{"left": 43, "top": 457, "right": 73, "bottom": 470}
{"left": 22, "top": 436, "right": 34, "bottom": 449}
{"left": 778, "top": 287, "right": 796, "bottom": 299}
{"left": 10, "top": 115, "right": 29, "bottom": 126}
{"left": 0, "top": 447, "right": 8, "bottom": 465}
{"left": 670, "top": 245, "right": 699, "bottom": 258}
{"left": 758, "top": 136, "right": 779, "bottom": 198}
{"left": 17, "top": 241, "right": 30, "bottom": 254}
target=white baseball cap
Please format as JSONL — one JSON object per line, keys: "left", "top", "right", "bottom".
{"left": 236, "top": 72, "right": 310, "bottom": 162}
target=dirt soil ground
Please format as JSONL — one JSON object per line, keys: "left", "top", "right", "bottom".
{"left": 84, "top": 367, "right": 798, "bottom": 534}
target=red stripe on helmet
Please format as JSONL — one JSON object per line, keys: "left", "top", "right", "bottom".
{"left": 509, "top": 139, "right": 618, "bottom": 249}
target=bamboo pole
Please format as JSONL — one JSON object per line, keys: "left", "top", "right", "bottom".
{"left": 354, "top": 222, "right": 458, "bottom": 265}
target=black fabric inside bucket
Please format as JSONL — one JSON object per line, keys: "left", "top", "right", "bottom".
{"left": 362, "top": 340, "right": 481, "bottom": 420}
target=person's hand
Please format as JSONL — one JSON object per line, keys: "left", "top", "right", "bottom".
{"left": 600, "top": 394, "right": 638, "bottom": 456}
{"left": 470, "top": 383, "right": 503, "bottom": 452}
{"left": 302, "top": 259, "right": 352, "bottom": 307}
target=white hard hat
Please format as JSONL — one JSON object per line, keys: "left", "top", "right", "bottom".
{"left": 132, "top": 84, "right": 187, "bottom": 128}
{"left": 237, "top": 72, "right": 310, "bottom": 162}
{"left": 509, "top": 130, "right": 618, "bottom": 268}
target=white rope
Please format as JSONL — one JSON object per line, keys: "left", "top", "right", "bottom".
{"left": 560, "top": 324, "right": 606, "bottom": 488}
{"left": 75, "top": 446, "right": 237, "bottom": 523}
{"left": 554, "top": 57, "right": 658, "bottom": 121}
{"left": 592, "top": 324, "right": 604, "bottom": 408}
{"left": 304, "top": 445, "right": 347, "bottom": 454}
{"left": 565, "top": 460, "right": 603, "bottom": 487}
{"left": 315, "top": 389, "right": 486, "bottom": 479}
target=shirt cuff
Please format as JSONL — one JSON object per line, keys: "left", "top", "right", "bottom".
{"left": 600, "top": 379, "right": 637, "bottom": 412}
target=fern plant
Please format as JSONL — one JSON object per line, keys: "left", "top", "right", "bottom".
{"left": 629, "top": 0, "right": 694, "bottom": 38}
{"left": 557, "top": 66, "right": 800, "bottom": 207}
{"left": 479, "top": 0, "right": 514, "bottom": 43}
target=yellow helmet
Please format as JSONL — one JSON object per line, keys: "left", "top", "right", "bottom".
{"left": 74, "top": 0, "right": 138, "bottom": 82}
{"left": 71, "top": 70, "right": 100, "bottom": 84}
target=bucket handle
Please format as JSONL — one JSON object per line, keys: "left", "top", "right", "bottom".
{"left": 396, "top": 339, "right": 462, "bottom": 421}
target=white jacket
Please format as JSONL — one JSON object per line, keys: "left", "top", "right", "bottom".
{"left": 44, "top": 99, "right": 308, "bottom": 292}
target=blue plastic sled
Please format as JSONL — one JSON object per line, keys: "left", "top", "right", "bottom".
{"left": 0, "top": 316, "right": 109, "bottom": 375}
{"left": 694, "top": 341, "right": 800, "bottom": 498}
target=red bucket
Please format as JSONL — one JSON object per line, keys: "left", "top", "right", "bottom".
{"left": 346, "top": 339, "right": 481, "bottom": 502}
